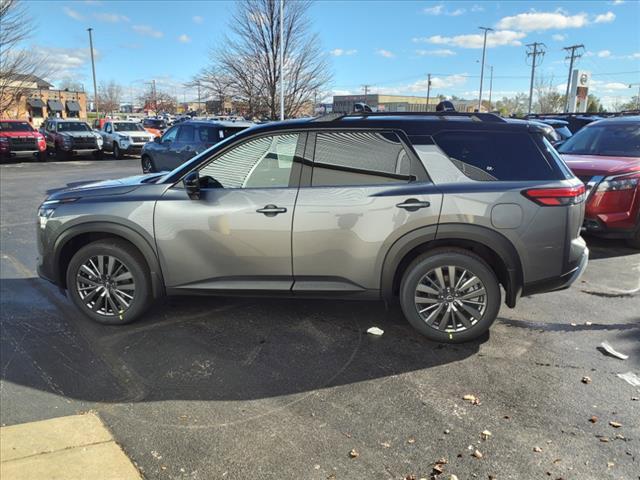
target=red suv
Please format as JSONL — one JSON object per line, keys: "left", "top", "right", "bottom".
{"left": 558, "top": 116, "right": 640, "bottom": 248}
{"left": 0, "top": 119, "right": 47, "bottom": 162}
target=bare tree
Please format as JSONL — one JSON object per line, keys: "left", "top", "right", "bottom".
{"left": 138, "top": 87, "right": 177, "bottom": 114}
{"left": 58, "top": 78, "right": 85, "bottom": 92}
{"left": 97, "top": 80, "right": 123, "bottom": 115}
{"left": 203, "top": 0, "right": 331, "bottom": 118}
{"left": 534, "top": 75, "right": 564, "bottom": 114}
{"left": 0, "top": 0, "right": 52, "bottom": 116}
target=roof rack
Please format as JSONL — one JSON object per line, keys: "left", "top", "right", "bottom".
{"left": 313, "top": 111, "right": 506, "bottom": 123}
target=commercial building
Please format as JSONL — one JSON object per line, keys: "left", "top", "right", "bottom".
{"left": 332, "top": 94, "right": 440, "bottom": 113}
{"left": 0, "top": 75, "right": 87, "bottom": 127}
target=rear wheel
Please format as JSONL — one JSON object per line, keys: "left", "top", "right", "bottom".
{"left": 66, "top": 239, "right": 153, "bottom": 325}
{"left": 141, "top": 155, "right": 155, "bottom": 173}
{"left": 399, "top": 248, "right": 501, "bottom": 343}
{"left": 627, "top": 227, "right": 640, "bottom": 249}
{"left": 113, "top": 143, "right": 122, "bottom": 159}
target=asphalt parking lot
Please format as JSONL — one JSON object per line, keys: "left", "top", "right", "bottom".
{"left": 1, "top": 157, "right": 639, "bottom": 480}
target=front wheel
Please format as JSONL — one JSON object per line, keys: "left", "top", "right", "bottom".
{"left": 93, "top": 149, "right": 104, "bottom": 160}
{"left": 66, "top": 239, "right": 153, "bottom": 325}
{"left": 141, "top": 155, "right": 155, "bottom": 173}
{"left": 399, "top": 248, "right": 501, "bottom": 343}
{"left": 113, "top": 143, "right": 122, "bottom": 159}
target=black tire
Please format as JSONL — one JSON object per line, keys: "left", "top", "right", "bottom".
{"left": 141, "top": 155, "right": 155, "bottom": 173}
{"left": 627, "top": 226, "right": 640, "bottom": 249}
{"left": 93, "top": 149, "right": 104, "bottom": 160}
{"left": 113, "top": 144, "right": 121, "bottom": 159}
{"left": 37, "top": 151, "right": 47, "bottom": 162}
{"left": 399, "top": 248, "right": 501, "bottom": 343}
{"left": 66, "top": 239, "right": 153, "bottom": 325}
{"left": 55, "top": 145, "right": 69, "bottom": 161}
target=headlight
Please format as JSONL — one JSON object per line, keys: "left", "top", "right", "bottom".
{"left": 37, "top": 198, "right": 77, "bottom": 229}
{"left": 596, "top": 173, "right": 640, "bottom": 192}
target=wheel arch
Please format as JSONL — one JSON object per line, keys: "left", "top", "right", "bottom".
{"left": 53, "top": 222, "right": 165, "bottom": 299}
{"left": 381, "top": 223, "right": 523, "bottom": 308}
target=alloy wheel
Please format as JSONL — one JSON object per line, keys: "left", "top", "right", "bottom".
{"left": 76, "top": 255, "right": 135, "bottom": 316}
{"left": 414, "top": 265, "right": 487, "bottom": 332}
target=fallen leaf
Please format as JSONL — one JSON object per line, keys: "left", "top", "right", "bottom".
{"left": 533, "top": 446, "right": 543, "bottom": 452}
{"left": 584, "top": 321, "right": 592, "bottom": 326}
{"left": 160, "top": 466, "right": 167, "bottom": 471}
{"left": 609, "top": 421, "right": 622, "bottom": 428}
{"left": 589, "top": 416, "right": 598, "bottom": 423}
{"left": 380, "top": 442, "right": 391, "bottom": 448}
{"left": 435, "top": 458, "right": 448, "bottom": 465}
{"left": 463, "top": 394, "right": 480, "bottom": 405}
{"left": 615, "top": 433, "right": 625, "bottom": 440}
{"left": 341, "top": 432, "right": 352, "bottom": 438}
{"left": 348, "top": 449, "right": 359, "bottom": 459}
{"left": 432, "top": 464, "right": 444, "bottom": 475}
{"left": 599, "top": 437, "right": 610, "bottom": 443}
{"left": 581, "top": 376, "right": 592, "bottom": 384}
{"left": 407, "top": 437, "right": 416, "bottom": 444}
{"left": 404, "top": 475, "right": 416, "bottom": 480}
{"left": 449, "top": 476, "right": 460, "bottom": 480}
{"left": 444, "top": 429, "right": 450, "bottom": 434}
{"left": 553, "top": 458, "right": 562, "bottom": 464}
{"left": 471, "top": 449, "right": 483, "bottom": 459}
{"left": 481, "top": 430, "right": 492, "bottom": 440}
{"left": 607, "top": 461, "right": 614, "bottom": 468}
{"left": 366, "top": 326, "right": 384, "bottom": 336}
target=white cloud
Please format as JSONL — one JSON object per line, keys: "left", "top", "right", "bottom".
{"left": 133, "top": 25, "right": 164, "bottom": 38}
{"left": 63, "top": 6, "right": 84, "bottom": 21}
{"left": 597, "top": 50, "right": 611, "bottom": 58}
{"left": 594, "top": 11, "right": 616, "bottom": 23}
{"left": 552, "top": 34, "right": 567, "bottom": 41}
{"left": 497, "top": 10, "right": 588, "bottom": 31}
{"left": 36, "top": 46, "right": 100, "bottom": 81}
{"left": 94, "top": 12, "right": 130, "bottom": 23}
{"left": 329, "top": 48, "right": 357, "bottom": 56}
{"left": 423, "top": 4, "right": 466, "bottom": 16}
{"left": 628, "top": 52, "right": 640, "bottom": 59}
{"left": 418, "top": 30, "right": 526, "bottom": 49}
{"left": 612, "top": 0, "right": 624, "bottom": 4}
{"left": 603, "top": 82, "right": 630, "bottom": 90}
{"left": 192, "top": 15, "right": 204, "bottom": 24}
{"left": 178, "top": 34, "right": 191, "bottom": 43}
{"left": 376, "top": 49, "right": 395, "bottom": 58}
{"left": 415, "top": 49, "right": 456, "bottom": 57}
{"left": 471, "top": 4, "right": 484, "bottom": 12}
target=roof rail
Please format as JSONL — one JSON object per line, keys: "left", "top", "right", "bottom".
{"left": 339, "top": 111, "right": 507, "bottom": 123}
{"left": 312, "top": 112, "right": 348, "bottom": 122}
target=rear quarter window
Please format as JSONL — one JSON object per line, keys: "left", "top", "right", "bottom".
{"left": 433, "top": 131, "right": 561, "bottom": 181}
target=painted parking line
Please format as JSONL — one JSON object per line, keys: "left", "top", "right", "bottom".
{"left": 0, "top": 413, "right": 141, "bottom": 480}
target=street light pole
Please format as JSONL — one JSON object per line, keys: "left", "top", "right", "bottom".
{"left": 477, "top": 26, "right": 493, "bottom": 111}
{"left": 488, "top": 65, "right": 493, "bottom": 110}
{"left": 426, "top": 73, "right": 431, "bottom": 112}
{"left": 87, "top": 28, "right": 99, "bottom": 118}
{"left": 279, "top": 0, "right": 285, "bottom": 121}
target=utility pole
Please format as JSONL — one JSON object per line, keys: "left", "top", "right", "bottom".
{"left": 279, "top": 0, "right": 285, "bottom": 121}
{"left": 526, "top": 42, "right": 546, "bottom": 114}
{"left": 197, "top": 81, "right": 201, "bottom": 114}
{"left": 426, "top": 74, "right": 431, "bottom": 112}
{"left": 563, "top": 44, "right": 584, "bottom": 113}
{"left": 87, "top": 28, "right": 99, "bottom": 118}
{"left": 628, "top": 83, "right": 640, "bottom": 110}
{"left": 488, "top": 66, "right": 493, "bottom": 110}
{"left": 477, "top": 26, "right": 493, "bottom": 111}
{"left": 362, "top": 84, "right": 371, "bottom": 105}
{"left": 153, "top": 79, "right": 157, "bottom": 114}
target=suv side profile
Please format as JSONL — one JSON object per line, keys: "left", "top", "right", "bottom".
{"left": 140, "top": 120, "right": 252, "bottom": 173}
{"left": 37, "top": 112, "right": 588, "bottom": 343}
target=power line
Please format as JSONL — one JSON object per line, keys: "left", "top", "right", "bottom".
{"left": 563, "top": 44, "right": 585, "bottom": 112}
{"left": 526, "top": 42, "right": 546, "bottom": 114}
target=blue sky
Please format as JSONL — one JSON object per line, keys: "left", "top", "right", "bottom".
{"left": 25, "top": 0, "right": 640, "bottom": 108}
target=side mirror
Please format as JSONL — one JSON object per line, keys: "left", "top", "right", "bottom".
{"left": 183, "top": 171, "right": 200, "bottom": 200}
{"left": 154, "top": 136, "right": 161, "bottom": 143}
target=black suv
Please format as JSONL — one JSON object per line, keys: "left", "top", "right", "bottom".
{"left": 140, "top": 120, "right": 252, "bottom": 173}
{"left": 37, "top": 112, "right": 588, "bottom": 343}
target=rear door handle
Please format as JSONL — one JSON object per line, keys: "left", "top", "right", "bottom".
{"left": 396, "top": 198, "right": 431, "bottom": 211}
{"left": 256, "top": 204, "right": 287, "bottom": 216}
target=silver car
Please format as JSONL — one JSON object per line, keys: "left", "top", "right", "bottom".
{"left": 37, "top": 112, "right": 588, "bottom": 343}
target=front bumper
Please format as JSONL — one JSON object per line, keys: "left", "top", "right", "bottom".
{"left": 120, "top": 144, "right": 145, "bottom": 154}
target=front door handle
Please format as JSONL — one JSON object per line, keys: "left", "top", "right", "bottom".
{"left": 396, "top": 198, "right": 431, "bottom": 212}
{"left": 256, "top": 204, "right": 287, "bottom": 217}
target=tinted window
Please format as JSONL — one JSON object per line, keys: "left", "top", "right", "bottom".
{"left": 434, "top": 131, "right": 556, "bottom": 181}
{"left": 57, "top": 122, "right": 91, "bottom": 132}
{"left": 311, "top": 131, "right": 412, "bottom": 187}
{"left": 162, "top": 126, "right": 178, "bottom": 143}
{"left": 222, "top": 127, "right": 247, "bottom": 138}
{"left": 199, "top": 134, "right": 298, "bottom": 189}
{"left": 177, "top": 125, "right": 195, "bottom": 142}
{"left": 557, "top": 123, "right": 640, "bottom": 157}
{"left": 198, "top": 126, "right": 220, "bottom": 143}
{"left": 114, "top": 122, "right": 144, "bottom": 132}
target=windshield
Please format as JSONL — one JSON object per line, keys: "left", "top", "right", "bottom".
{"left": 0, "top": 121, "right": 33, "bottom": 132}
{"left": 114, "top": 122, "right": 144, "bottom": 132}
{"left": 57, "top": 122, "right": 91, "bottom": 132}
{"left": 558, "top": 123, "right": 640, "bottom": 157}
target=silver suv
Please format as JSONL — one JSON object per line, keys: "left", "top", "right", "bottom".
{"left": 37, "top": 112, "right": 588, "bottom": 343}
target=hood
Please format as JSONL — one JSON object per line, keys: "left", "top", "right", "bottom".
{"left": 561, "top": 154, "right": 640, "bottom": 177}
{"left": 60, "top": 131, "right": 100, "bottom": 139}
{"left": 45, "top": 173, "right": 164, "bottom": 202}
{"left": 0, "top": 130, "right": 42, "bottom": 138}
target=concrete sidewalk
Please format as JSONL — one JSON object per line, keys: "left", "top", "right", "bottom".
{"left": 0, "top": 413, "right": 141, "bottom": 480}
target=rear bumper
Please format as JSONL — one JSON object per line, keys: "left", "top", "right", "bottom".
{"left": 522, "top": 246, "right": 589, "bottom": 296}
{"left": 582, "top": 217, "right": 639, "bottom": 240}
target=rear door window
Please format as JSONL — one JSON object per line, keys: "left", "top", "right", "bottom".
{"left": 433, "top": 131, "right": 558, "bottom": 181}
{"left": 311, "top": 131, "right": 414, "bottom": 186}
{"left": 177, "top": 125, "right": 195, "bottom": 142}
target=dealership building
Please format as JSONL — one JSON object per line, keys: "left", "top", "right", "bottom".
{"left": 0, "top": 75, "right": 87, "bottom": 127}
{"left": 332, "top": 94, "right": 486, "bottom": 114}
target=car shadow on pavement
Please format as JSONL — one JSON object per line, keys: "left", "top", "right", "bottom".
{"left": 584, "top": 235, "right": 638, "bottom": 260}
{"left": 1, "top": 278, "right": 484, "bottom": 405}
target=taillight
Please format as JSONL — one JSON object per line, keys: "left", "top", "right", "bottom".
{"left": 596, "top": 172, "right": 640, "bottom": 192}
{"left": 523, "top": 185, "right": 586, "bottom": 206}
